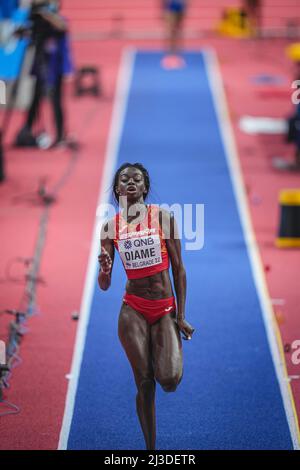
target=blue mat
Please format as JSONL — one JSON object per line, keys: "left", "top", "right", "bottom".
{"left": 66, "top": 52, "right": 293, "bottom": 450}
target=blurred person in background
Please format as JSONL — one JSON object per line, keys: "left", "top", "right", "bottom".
{"left": 15, "top": 0, "right": 73, "bottom": 148}
{"left": 161, "top": 0, "right": 188, "bottom": 68}
{"left": 287, "top": 66, "right": 300, "bottom": 171}
{"left": 273, "top": 50, "right": 300, "bottom": 171}
{"left": 243, "top": 0, "right": 261, "bottom": 36}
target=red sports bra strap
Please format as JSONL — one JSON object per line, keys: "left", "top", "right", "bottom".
{"left": 147, "top": 204, "right": 152, "bottom": 229}
{"left": 115, "top": 213, "right": 120, "bottom": 238}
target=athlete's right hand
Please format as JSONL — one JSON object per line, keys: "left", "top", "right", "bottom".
{"left": 98, "top": 246, "right": 112, "bottom": 275}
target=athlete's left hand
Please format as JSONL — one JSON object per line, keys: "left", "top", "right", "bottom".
{"left": 177, "top": 319, "right": 195, "bottom": 341}
{"left": 98, "top": 246, "right": 112, "bottom": 275}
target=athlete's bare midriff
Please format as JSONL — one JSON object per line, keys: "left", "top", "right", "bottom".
{"left": 125, "top": 269, "right": 174, "bottom": 300}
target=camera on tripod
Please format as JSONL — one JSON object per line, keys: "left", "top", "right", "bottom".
{"left": 13, "top": 2, "right": 49, "bottom": 38}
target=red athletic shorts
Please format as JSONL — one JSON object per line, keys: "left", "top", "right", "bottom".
{"left": 123, "top": 292, "right": 176, "bottom": 325}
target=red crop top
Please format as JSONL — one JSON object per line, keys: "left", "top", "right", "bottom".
{"left": 113, "top": 204, "right": 170, "bottom": 280}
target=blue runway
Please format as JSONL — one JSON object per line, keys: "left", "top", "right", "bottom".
{"left": 66, "top": 52, "right": 293, "bottom": 450}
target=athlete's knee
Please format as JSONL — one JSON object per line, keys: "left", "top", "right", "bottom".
{"left": 158, "top": 372, "right": 182, "bottom": 393}
{"left": 136, "top": 377, "right": 156, "bottom": 398}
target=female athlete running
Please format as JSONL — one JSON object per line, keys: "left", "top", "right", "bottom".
{"left": 98, "top": 162, "right": 195, "bottom": 450}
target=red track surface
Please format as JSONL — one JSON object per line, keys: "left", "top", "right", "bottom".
{"left": 0, "top": 0, "right": 299, "bottom": 449}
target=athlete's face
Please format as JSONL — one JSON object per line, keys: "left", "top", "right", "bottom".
{"left": 116, "top": 167, "right": 147, "bottom": 201}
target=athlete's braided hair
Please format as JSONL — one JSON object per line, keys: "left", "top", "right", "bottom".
{"left": 112, "top": 162, "right": 150, "bottom": 203}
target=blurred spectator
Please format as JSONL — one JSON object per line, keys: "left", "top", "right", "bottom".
{"left": 272, "top": 46, "right": 300, "bottom": 171}
{"left": 287, "top": 92, "right": 300, "bottom": 171}
{"left": 15, "top": 0, "right": 73, "bottom": 148}
{"left": 243, "top": 0, "right": 261, "bottom": 35}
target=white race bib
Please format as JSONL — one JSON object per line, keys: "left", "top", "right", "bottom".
{"left": 118, "top": 234, "right": 162, "bottom": 270}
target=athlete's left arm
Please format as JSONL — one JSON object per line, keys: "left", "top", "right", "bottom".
{"left": 161, "top": 210, "right": 195, "bottom": 340}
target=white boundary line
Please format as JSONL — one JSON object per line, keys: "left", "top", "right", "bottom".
{"left": 203, "top": 48, "right": 300, "bottom": 450}
{"left": 57, "top": 47, "right": 136, "bottom": 450}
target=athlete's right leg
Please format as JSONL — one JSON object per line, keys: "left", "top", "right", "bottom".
{"left": 118, "top": 303, "right": 156, "bottom": 450}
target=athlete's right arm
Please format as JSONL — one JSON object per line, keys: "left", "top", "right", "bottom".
{"left": 98, "top": 221, "right": 115, "bottom": 291}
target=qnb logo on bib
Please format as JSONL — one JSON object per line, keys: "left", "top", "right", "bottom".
{"left": 118, "top": 235, "right": 162, "bottom": 269}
